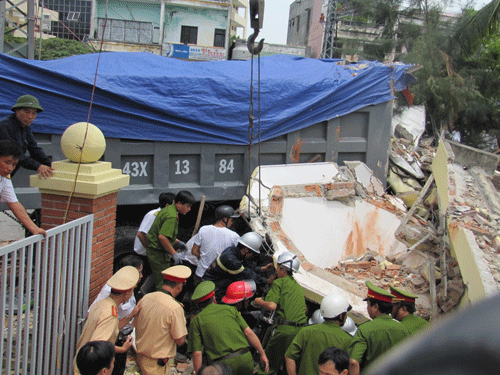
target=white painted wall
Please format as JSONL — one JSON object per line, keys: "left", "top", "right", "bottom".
{"left": 165, "top": 7, "right": 228, "bottom": 46}
{"left": 280, "top": 197, "right": 406, "bottom": 268}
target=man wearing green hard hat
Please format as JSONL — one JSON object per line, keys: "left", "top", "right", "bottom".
{"left": 0, "top": 95, "right": 54, "bottom": 178}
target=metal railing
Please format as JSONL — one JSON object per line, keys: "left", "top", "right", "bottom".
{"left": 1, "top": 214, "right": 94, "bottom": 375}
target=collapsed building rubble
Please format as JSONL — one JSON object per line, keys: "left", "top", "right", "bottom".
{"left": 240, "top": 124, "right": 500, "bottom": 323}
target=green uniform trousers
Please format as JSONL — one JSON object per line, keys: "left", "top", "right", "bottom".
{"left": 258, "top": 325, "right": 301, "bottom": 375}
{"left": 220, "top": 351, "right": 254, "bottom": 375}
{"left": 147, "top": 248, "right": 172, "bottom": 291}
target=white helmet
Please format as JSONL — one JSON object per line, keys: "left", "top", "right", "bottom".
{"left": 320, "top": 294, "right": 352, "bottom": 319}
{"left": 341, "top": 316, "right": 358, "bottom": 336}
{"left": 238, "top": 232, "right": 262, "bottom": 254}
{"left": 308, "top": 309, "right": 325, "bottom": 325}
{"left": 277, "top": 251, "right": 300, "bottom": 273}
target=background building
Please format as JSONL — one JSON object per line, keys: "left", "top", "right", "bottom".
{"left": 287, "top": 0, "right": 460, "bottom": 61}
{"left": 42, "top": 0, "right": 91, "bottom": 40}
{"left": 1, "top": 0, "right": 249, "bottom": 60}
{"left": 89, "top": 0, "right": 247, "bottom": 60}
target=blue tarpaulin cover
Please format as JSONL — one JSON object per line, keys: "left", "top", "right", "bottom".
{"left": 0, "top": 52, "right": 416, "bottom": 144}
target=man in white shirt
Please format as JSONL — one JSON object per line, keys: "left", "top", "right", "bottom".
{"left": 191, "top": 205, "right": 240, "bottom": 280}
{"left": 134, "top": 192, "right": 175, "bottom": 256}
{"left": 0, "top": 140, "right": 46, "bottom": 236}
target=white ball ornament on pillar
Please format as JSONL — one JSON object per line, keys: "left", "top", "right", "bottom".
{"left": 61, "top": 122, "right": 106, "bottom": 163}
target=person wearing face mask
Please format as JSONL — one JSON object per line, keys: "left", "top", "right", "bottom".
{"left": 0, "top": 95, "right": 54, "bottom": 178}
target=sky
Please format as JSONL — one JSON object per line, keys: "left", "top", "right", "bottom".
{"left": 249, "top": 0, "right": 493, "bottom": 45}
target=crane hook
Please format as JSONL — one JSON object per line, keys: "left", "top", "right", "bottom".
{"left": 247, "top": 29, "right": 265, "bottom": 55}
{"left": 247, "top": 0, "right": 265, "bottom": 55}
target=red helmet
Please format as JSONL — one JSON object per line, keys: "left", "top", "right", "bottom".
{"left": 222, "top": 281, "right": 254, "bottom": 304}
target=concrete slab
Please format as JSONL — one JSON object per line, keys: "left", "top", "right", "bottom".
{"left": 243, "top": 162, "right": 410, "bottom": 317}
{"left": 391, "top": 105, "right": 426, "bottom": 145}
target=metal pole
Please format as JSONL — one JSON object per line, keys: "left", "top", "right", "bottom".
{"left": 225, "top": 0, "right": 232, "bottom": 60}
{"left": 0, "top": 0, "right": 5, "bottom": 53}
{"left": 39, "top": 1, "right": 44, "bottom": 60}
{"left": 159, "top": 1, "right": 165, "bottom": 52}
{"left": 27, "top": 0, "right": 36, "bottom": 59}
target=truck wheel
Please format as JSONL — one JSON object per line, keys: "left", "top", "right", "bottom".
{"left": 113, "top": 226, "right": 138, "bottom": 273}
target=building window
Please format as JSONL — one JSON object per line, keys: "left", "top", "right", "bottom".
{"left": 42, "top": 0, "right": 91, "bottom": 40}
{"left": 67, "top": 11, "right": 80, "bottom": 22}
{"left": 296, "top": 16, "right": 300, "bottom": 32}
{"left": 181, "top": 26, "right": 198, "bottom": 44}
{"left": 214, "top": 28, "right": 225, "bottom": 48}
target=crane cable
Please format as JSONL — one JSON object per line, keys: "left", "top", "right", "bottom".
{"left": 247, "top": 52, "right": 262, "bottom": 218}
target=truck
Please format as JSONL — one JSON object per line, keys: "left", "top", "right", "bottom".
{"left": 0, "top": 51, "right": 416, "bottom": 245}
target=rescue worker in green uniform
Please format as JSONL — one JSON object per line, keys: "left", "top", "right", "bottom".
{"left": 254, "top": 251, "right": 307, "bottom": 375}
{"left": 146, "top": 190, "right": 195, "bottom": 290}
{"left": 188, "top": 281, "right": 270, "bottom": 375}
{"left": 389, "top": 284, "right": 429, "bottom": 335}
{"left": 349, "top": 281, "right": 410, "bottom": 370}
{"left": 284, "top": 294, "right": 356, "bottom": 375}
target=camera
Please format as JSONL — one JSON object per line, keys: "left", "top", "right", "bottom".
{"left": 116, "top": 326, "right": 133, "bottom": 346}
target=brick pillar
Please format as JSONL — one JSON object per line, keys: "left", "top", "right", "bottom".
{"left": 31, "top": 160, "right": 129, "bottom": 302}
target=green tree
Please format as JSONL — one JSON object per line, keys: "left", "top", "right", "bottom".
{"left": 36, "top": 38, "right": 94, "bottom": 60}
{"left": 454, "top": 0, "right": 500, "bottom": 54}
{"left": 404, "top": 35, "right": 488, "bottom": 134}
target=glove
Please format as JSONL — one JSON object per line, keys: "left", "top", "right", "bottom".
{"left": 174, "top": 240, "right": 187, "bottom": 251}
{"left": 172, "top": 251, "right": 182, "bottom": 265}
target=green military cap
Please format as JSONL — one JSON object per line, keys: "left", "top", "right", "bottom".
{"left": 389, "top": 284, "right": 418, "bottom": 303}
{"left": 192, "top": 281, "right": 215, "bottom": 302}
{"left": 363, "top": 281, "right": 394, "bottom": 303}
{"left": 11, "top": 95, "right": 44, "bottom": 113}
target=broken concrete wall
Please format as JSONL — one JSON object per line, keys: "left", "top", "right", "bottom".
{"left": 448, "top": 141, "right": 500, "bottom": 175}
{"left": 391, "top": 105, "right": 426, "bottom": 146}
{"left": 432, "top": 140, "right": 500, "bottom": 305}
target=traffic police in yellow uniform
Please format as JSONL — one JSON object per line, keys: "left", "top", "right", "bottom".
{"left": 349, "top": 281, "right": 410, "bottom": 370}
{"left": 389, "top": 284, "right": 429, "bottom": 335}
{"left": 74, "top": 266, "right": 140, "bottom": 375}
{"left": 188, "top": 281, "right": 270, "bottom": 375}
{"left": 134, "top": 265, "right": 191, "bottom": 375}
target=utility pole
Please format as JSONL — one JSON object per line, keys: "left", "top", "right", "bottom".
{"left": 321, "top": 0, "right": 354, "bottom": 59}
{"left": 1, "top": 0, "right": 36, "bottom": 58}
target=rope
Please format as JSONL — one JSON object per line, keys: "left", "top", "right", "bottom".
{"left": 62, "top": 0, "right": 109, "bottom": 223}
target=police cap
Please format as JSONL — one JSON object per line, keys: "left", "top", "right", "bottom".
{"left": 192, "top": 281, "right": 216, "bottom": 302}
{"left": 363, "top": 281, "right": 394, "bottom": 303}
{"left": 107, "top": 266, "right": 139, "bottom": 292}
{"left": 162, "top": 265, "right": 192, "bottom": 283}
{"left": 389, "top": 284, "right": 418, "bottom": 303}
